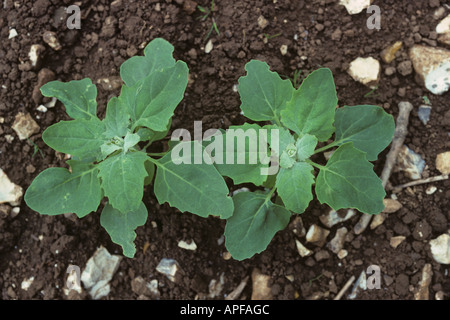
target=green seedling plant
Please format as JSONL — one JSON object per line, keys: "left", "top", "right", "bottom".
{"left": 24, "top": 38, "right": 234, "bottom": 258}
{"left": 197, "top": 0, "right": 220, "bottom": 40}
{"left": 214, "top": 60, "right": 395, "bottom": 260}
{"left": 263, "top": 32, "right": 282, "bottom": 41}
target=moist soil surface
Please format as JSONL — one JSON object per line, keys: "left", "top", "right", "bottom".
{"left": 1, "top": 0, "right": 449, "bottom": 300}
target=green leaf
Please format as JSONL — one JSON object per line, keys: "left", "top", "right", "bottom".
{"left": 211, "top": 123, "right": 269, "bottom": 186}
{"left": 238, "top": 60, "right": 294, "bottom": 124}
{"left": 123, "top": 131, "right": 140, "bottom": 153}
{"left": 119, "top": 61, "right": 189, "bottom": 132}
{"left": 40, "top": 78, "right": 98, "bottom": 120}
{"left": 153, "top": 141, "right": 234, "bottom": 219}
{"left": 224, "top": 191, "right": 291, "bottom": 260}
{"left": 100, "top": 139, "right": 122, "bottom": 158}
{"left": 103, "top": 97, "right": 130, "bottom": 139}
{"left": 120, "top": 38, "right": 176, "bottom": 87}
{"left": 24, "top": 160, "right": 102, "bottom": 218}
{"left": 100, "top": 202, "right": 148, "bottom": 258}
{"left": 296, "top": 134, "right": 318, "bottom": 161}
{"left": 263, "top": 124, "right": 295, "bottom": 156}
{"left": 136, "top": 118, "right": 172, "bottom": 143}
{"left": 279, "top": 142, "right": 297, "bottom": 169}
{"left": 144, "top": 160, "right": 155, "bottom": 186}
{"left": 280, "top": 68, "right": 337, "bottom": 141}
{"left": 98, "top": 151, "right": 149, "bottom": 213}
{"left": 315, "top": 143, "right": 385, "bottom": 214}
{"left": 42, "top": 118, "right": 106, "bottom": 161}
{"left": 275, "top": 162, "right": 315, "bottom": 214}
{"left": 334, "top": 105, "right": 395, "bottom": 161}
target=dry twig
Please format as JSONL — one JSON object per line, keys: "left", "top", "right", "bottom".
{"left": 354, "top": 102, "right": 414, "bottom": 235}
{"left": 225, "top": 276, "right": 249, "bottom": 300}
{"left": 392, "top": 174, "right": 449, "bottom": 193}
{"left": 334, "top": 275, "right": 355, "bottom": 300}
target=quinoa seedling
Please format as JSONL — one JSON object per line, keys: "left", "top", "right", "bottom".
{"left": 25, "top": 38, "right": 233, "bottom": 258}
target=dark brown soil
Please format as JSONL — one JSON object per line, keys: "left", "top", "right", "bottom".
{"left": 1, "top": 0, "right": 449, "bottom": 301}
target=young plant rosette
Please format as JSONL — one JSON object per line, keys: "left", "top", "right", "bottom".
{"left": 24, "top": 38, "right": 234, "bottom": 258}
{"left": 211, "top": 60, "right": 395, "bottom": 260}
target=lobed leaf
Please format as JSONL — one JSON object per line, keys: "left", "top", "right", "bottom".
{"left": 238, "top": 60, "right": 294, "bottom": 124}
{"left": 280, "top": 68, "right": 337, "bottom": 141}
{"left": 153, "top": 141, "right": 234, "bottom": 219}
{"left": 296, "top": 134, "right": 318, "bottom": 161}
{"left": 120, "top": 38, "right": 177, "bottom": 87}
{"left": 334, "top": 105, "right": 395, "bottom": 161}
{"left": 100, "top": 202, "right": 148, "bottom": 258}
{"left": 315, "top": 143, "right": 385, "bottom": 214}
{"left": 211, "top": 123, "right": 269, "bottom": 186}
{"left": 224, "top": 191, "right": 291, "bottom": 261}
{"left": 275, "top": 162, "right": 315, "bottom": 214}
{"left": 98, "top": 151, "right": 149, "bottom": 213}
{"left": 119, "top": 61, "right": 189, "bottom": 132}
{"left": 42, "top": 118, "right": 106, "bottom": 161}
{"left": 136, "top": 118, "right": 172, "bottom": 143}
{"left": 40, "top": 78, "right": 98, "bottom": 120}
{"left": 103, "top": 97, "right": 131, "bottom": 139}
{"left": 24, "top": 160, "right": 102, "bottom": 218}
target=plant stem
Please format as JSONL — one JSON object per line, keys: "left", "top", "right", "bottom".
{"left": 305, "top": 159, "right": 326, "bottom": 171}
{"left": 313, "top": 141, "right": 339, "bottom": 155}
{"left": 147, "top": 152, "right": 167, "bottom": 158}
{"left": 143, "top": 141, "right": 153, "bottom": 150}
{"left": 266, "top": 186, "right": 277, "bottom": 200}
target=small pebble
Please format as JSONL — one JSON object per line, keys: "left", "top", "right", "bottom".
{"left": 426, "top": 186, "right": 437, "bottom": 195}
{"left": 204, "top": 40, "right": 213, "bottom": 54}
{"left": 418, "top": 105, "right": 432, "bottom": 125}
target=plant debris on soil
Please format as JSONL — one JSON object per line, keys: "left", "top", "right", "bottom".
{"left": 0, "top": 0, "right": 449, "bottom": 301}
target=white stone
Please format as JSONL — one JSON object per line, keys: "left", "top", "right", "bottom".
{"left": 257, "top": 15, "right": 269, "bottom": 29}
{"left": 11, "top": 112, "right": 40, "bottom": 140}
{"left": 395, "top": 145, "right": 425, "bottom": 180}
{"left": 414, "top": 264, "right": 433, "bottom": 300}
{"left": 251, "top": 268, "right": 272, "bottom": 300}
{"left": 205, "top": 40, "right": 213, "bottom": 54}
{"left": 409, "top": 45, "right": 450, "bottom": 95}
{"left": 339, "top": 0, "right": 372, "bottom": 15}
{"left": 208, "top": 273, "right": 225, "bottom": 298}
{"left": 306, "top": 224, "right": 330, "bottom": 247}
{"left": 81, "top": 246, "right": 122, "bottom": 300}
{"left": 64, "top": 266, "right": 83, "bottom": 295}
{"left": 280, "top": 45, "right": 288, "bottom": 56}
{"left": 5, "top": 135, "right": 14, "bottom": 143}
{"left": 148, "top": 279, "right": 160, "bottom": 297}
{"left": 156, "top": 258, "right": 181, "bottom": 282}
{"left": 347, "top": 57, "right": 380, "bottom": 89}
{"left": 429, "top": 233, "right": 450, "bottom": 264}
{"left": 426, "top": 186, "right": 437, "bottom": 195}
{"left": 383, "top": 198, "right": 403, "bottom": 213}
{"left": 8, "top": 28, "right": 18, "bottom": 39}
{"left": 178, "top": 239, "right": 197, "bottom": 251}
{"left": 37, "top": 105, "right": 47, "bottom": 113}
{"left": 28, "top": 44, "right": 45, "bottom": 68}
{"left": 295, "top": 239, "right": 312, "bottom": 257}
{"left": 319, "top": 209, "right": 356, "bottom": 228}
{"left": 21, "top": 277, "right": 34, "bottom": 291}
{"left": 436, "top": 14, "right": 450, "bottom": 34}
{"left": 327, "top": 227, "right": 348, "bottom": 254}
{"left": 390, "top": 236, "right": 406, "bottom": 249}
{"left": 0, "top": 169, "right": 23, "bottom": 206}
{"left": 436, "top": 151, "right": 450, "bottom": 175}
{"left": 337, "top": 249, "right": 348, "bottom": 259}
{"left": 370, "top": 212, "right": 387, "bottom": 230}
{"left": 45, "top": 97, "right": 57, "bottom": 108}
